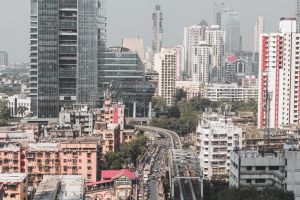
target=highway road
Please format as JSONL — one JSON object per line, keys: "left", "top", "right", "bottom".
{"left": 137, "top": 126, "right": 202, "bottom": 200}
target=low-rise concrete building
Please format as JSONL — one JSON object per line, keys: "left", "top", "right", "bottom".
{"left": 33, "top": 175, "right": 85, "bottom": 200}
{"left": 0, "top": 173, "right": 28, "bottom": 200}
{"left": 230, "top": 145, "right": 300, "bottom": 200}
{"left": 7, "top": 94, "right": 31, "bottom": 118}
{"left": 205, "top": 83, "right": 258, "bottom": 102}
{"left": 86, "top": 169, "right": 136, "bottom": 200}
{"left": 59, "top": 104, "right": 95, "bottom": 136}
{"left": 175, "top": 81, "right": 205, "bottom": 100}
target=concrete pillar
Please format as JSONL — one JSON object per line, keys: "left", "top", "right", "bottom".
{"left": 148, "top": 102, "right": 152, "bottom": 118}
{"left": 133, "top": 101, "right": 136, "bottom": 118}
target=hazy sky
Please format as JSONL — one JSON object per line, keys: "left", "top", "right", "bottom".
{"left": 0, "top": 0, "right": 294, "bottom": 62}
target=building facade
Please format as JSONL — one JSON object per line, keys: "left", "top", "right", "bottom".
{"left": 0, "top": 138, "right": 102, "bottom": 186}
{"left": 33, "top": 175, "right": 85, "bottom": 200}
{"left": 191, "top": 42, "right": 212, "bottom": 83}
{"left": 0, "top": 173, "right": 28, "bottom": 200}
{"left": 7, "top": 95, "right": 31, "bottom": 118}
{"left": 152, "top": 4, "right": 163, "bottom": 53}
{"left": 258, "top": 18, "right": 300, "bottom": 129}
{"left": 122, "top": 37, "right": 145, "bottom": 63}
{"left": 184, "top": 22, "right": 225, "bottom": 81}
{"left": 230, "top": 148, "right": 300, "bottom": 200}
{"left": 30, "top": 0, "right": 106, "bottom": 118}
{"left": 98, "top": 47, "right": 155, "bottom": 118}
{"left": 0, "top": 51, "right": 8, "bottom": 67}
{"left": 219, "top": 8, "right": 241, "bottom": 54}
{"left": 157, "top": 48, "right": 177, "bottom": 106}
{"left": 196, "top": 113, "right": 243, "bottom": 180}
{"left": 205, "top": 83, "right": 258, "bottom": 102}
{"left": 86, "top": 169, "right": 136, "bottom": 200}
{"left": 253, "top": 16, "right": 265, "bottom": 54}
{"left": 59, "top": 104, "right": 95, "bottom": 136}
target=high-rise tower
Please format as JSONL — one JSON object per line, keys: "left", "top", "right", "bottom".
{"left": 214, "top": 3, "right": 241, "bottom": 54}
{"left": 30, "top": 0, "right": 106, "bottom": 118}
{"left": 152, "top": 4, "right": 163, "bottom": 53}
{"left": 253, "top": 16, "right": 265, "bottom": 53}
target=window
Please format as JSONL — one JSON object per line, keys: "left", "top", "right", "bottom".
{"left": 256, "top": 166, "right": 266, "bottom": 170}
{"left": 255, "top": 179, "right": 266, "bottom": 183}
{"left": 246, "top": 179, "right": 251, "bottom": 184}
{"left": 269, "top": 166, "right": 279, "bottom": 170}
{"left": 246, "top": 166, "right": 252, "bottom": 171}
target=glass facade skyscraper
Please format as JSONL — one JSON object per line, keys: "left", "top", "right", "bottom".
{"left": 98, "top": 47, "right": 155, "bottom": 117}
{"left": 30, "top": 0, "right": 106, "bottom": 118}
{"left": 214, "top": 3, "right": 241, "bottom": 54}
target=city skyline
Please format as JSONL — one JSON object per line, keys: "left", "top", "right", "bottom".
{"left": 0, "top": 0, "right": 294, "bottom": 62}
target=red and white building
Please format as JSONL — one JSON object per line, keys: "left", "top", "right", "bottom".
{"left": 258, "top": 17, "right": 300, "bottom": 129}
{"left": 86, "top": 169, "right": 136, "bottom": 200}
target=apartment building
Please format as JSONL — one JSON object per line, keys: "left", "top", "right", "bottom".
{"left": 175, "top": 81, "right": 205, "bottom": 100}
{"left": 95, "top": 93, "right": 124, "bottom": 144}
{"left": 0, "top": 144, "right": 26, "bottom": 174}
{"left": 59, "top": 104, "right": 95, "bottom": 136}
{"left": 93, "top": 123, "right": 120, "bottom": 155}
{"left": 0, "top": 137, "right": 101, "bottom": 186}
{"left": 196, "top": 112, "right": 243, "bottom": 180}
{"left": 184, "top": 22, "right": 225, "bottom": 81}
{"left": 0, "top": 173, "right": 28, "bottom": 200}
{"left": 258, "top": 17, "right": 300, "bottom": 129}
{"left": 191, "top": 41, "right": 212, "bottom": 83}
{"left": 156, "top": 48, "right": 177, "bottom": 106}
{"left": 205, "top": 83, "right": 258, "bottom": 102}
{"left": 230, "top": 145, "right": 300, "bottom": 200}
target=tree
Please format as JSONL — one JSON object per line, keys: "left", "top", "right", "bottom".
{"left": 17, "top": 106, "right": 28, "bottom": 117}
{"left": 175, "top": 88, "right": 187, "bottom": 103}
{"left": 104, "top": 135, "right": 147, "bottom": 169}
{"left": 105, "top": 151, "right": 123, "bottom": 169}
{"left": 168, "top": 105, "right": 181, "bottom": 118}
{"left": 0, "top": 100, "right": 9, "bottom": 120}
{"left": 152, "top": 96, "right": 167, "bottom": 112}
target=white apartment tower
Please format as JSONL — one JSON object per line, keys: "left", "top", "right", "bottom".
{"left": 184, "top": 21, "right": 225, "bottom": 82}
{"left": 258, "top": 17, "right": 300, "bottom": 129}
{"left": 157, "top": 48, "right": 177, "bottom": 106}
{"left": 206, "top": 25, "right": 226, "bottom": 82}
{"left": 191, "top": 42, "right": 212, "bottom": 83}
{"left": 196, "top": 112, "right": 243, "bottom": 181}
{"left": 253, "top": 16, "right": 265, "bottom": 53}
{"left": 184, "top": 21, "right": 207, "bottom": 76}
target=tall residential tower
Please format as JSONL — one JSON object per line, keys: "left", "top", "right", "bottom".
{"left": 253, "top": 16, "right": 265, "bottom": 53}
{"left": 258, "top": 17, "right": 299, "bottom": 129}
{"left": 30, "top": 0, "right": 106, "bottom": 118}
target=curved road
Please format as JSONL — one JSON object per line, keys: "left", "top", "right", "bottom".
{"left": 137, "top": 126, "right": 182, "bottom": 149}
